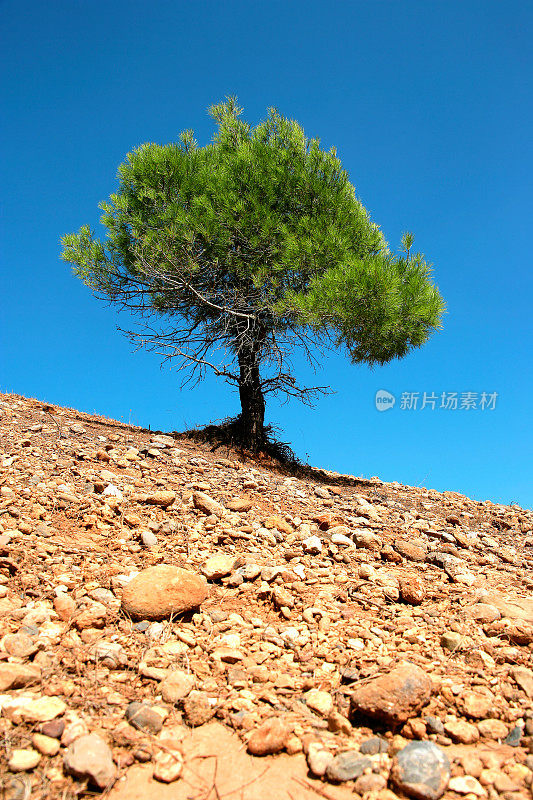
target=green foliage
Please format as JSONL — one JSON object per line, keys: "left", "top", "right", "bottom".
{"left": 62, "top": 98, "right": 444, "bottom": 410}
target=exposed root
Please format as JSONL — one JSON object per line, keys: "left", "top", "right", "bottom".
{"left": 177, "top": 415, "right": 301, "bottom": 467}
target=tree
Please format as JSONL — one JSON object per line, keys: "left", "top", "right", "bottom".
{"left": 61, "top": 98, "right": 444, "bottom": 452}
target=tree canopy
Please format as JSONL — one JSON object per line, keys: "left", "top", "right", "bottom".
{"left": 61, "top": 98, "right": 444, "bottom": 451}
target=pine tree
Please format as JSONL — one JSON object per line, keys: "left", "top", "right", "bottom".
{"left": 62, "top": 98, "right": 444, "bottom": 452}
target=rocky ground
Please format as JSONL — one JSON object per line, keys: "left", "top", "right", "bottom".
{"left": 0, "top": 392, "right": 532, "bottom": 800}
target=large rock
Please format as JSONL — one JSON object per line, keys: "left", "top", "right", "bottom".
{"left": 350, "top": 664, "right": 432, "bottom": 725}
{"left": 64, "top": 733, "right": 117, "bottom": 789}
{"left": 121, "top": 565, "right": 208, "bottom": 620}
{"left": 390, "top": 741, "right": 450, "bottom": 800}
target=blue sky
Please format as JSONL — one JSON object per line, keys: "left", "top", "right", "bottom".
{"left": 1, "top": 0, "right": 532, "bottom": 507}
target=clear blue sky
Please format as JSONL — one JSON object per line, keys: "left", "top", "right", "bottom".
{"left": 1, "top": 0, "right": 532, "bottom": 508}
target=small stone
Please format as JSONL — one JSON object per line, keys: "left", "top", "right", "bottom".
{"left": 32, "top": 733, "right": 60, "bottom": 756}
{"left": 285, "top": 734, "right": 303, "bottom": 755}
{"left": 89, "top": 641, "right": 127, "bottom": 669}
{"left": 492, "top": 772, "right": 521, "bottom": 792}
{"left": 54, "top": 593, "right": 76, "bottom": 620}
{"left": 302, "top": 535, "right": 322, "bottom": 554}
{"left": 8, "top": 749, "right": 41, "bottom": 772}
{"left": 400, "top": 577, "right": 427, "bottom": 605}
{"left": 63, "top": 733, "right": 117, "bottom": 789}
{"left": 160, "top": 671, "right": 195, "bottom": 704}
{"left": 440, "top": 631, "right": 462, "bottom": 651}
{"left": 0, "top": 663, "right": 41, "bottom": 692}
{"left": 503, "top": 724, "right": 523, "bottom": 747}
{"left": 247, "top": 718, "right": 290, "bottom": 755}
{"left": 126, "top": 702, "right": 163, "bottom": 734}
{"left": 2, "top": 632, "right": 38, "bottom": 658}
{"left": 193, "top": 491, "right": 225, "bottom": 517}
{"left": 41, "top": 719, "right": 65, "bottom": 738}
{"left": 395, "top": 540, "right": 427, "bottom": 562}
{"left": 307, "top": 742, "right": 334, "bottom": 777}
{"left": 510, "top": 666, "right": 533, "bottom": 698}
{"left": 73, "top": 602, "right": 107, "bottom": 630}
{"left": 390, "top": 741, "right": 451, "bottom": 800}
{"left": 153, "top": 750, "right": 183, "bottom": 783}
{"left": 469, "top": 603, "right": 501, "bottom": 623}
{"left": 354, "top": 773, "right": 388, "bottom": 793}
{"left": 360, "top": 736, "right": 389, "bottom": 755}
{"left": 305, "top": 689, "right": 333, "bottom": 717}
{"left": 61, "top": 718, "right": 90, "bottom": 746}
{"left": 444, "top": 719, "right": 480, "bottom": 744}
{"left": 145, "top": 491, "right": 176, "bottom": 508}
{"left": 448, "top": 776, "right": 486, "bottom": 796}
{"left": 212, "top": 647, "right": 244, "bottom": 663}
{"left": 5, "top": 695, "right": 66, "bottom": 723}
{"left": 328, "top": 711, "right": 352, "bottom": 735}
{"left": 272, "top": 586, "right": 294, "bottom": 608}
{"left": 239, "top": 564, "right": 261, "bottom": 581}
{"left": 460, "top": 754, "right": 484, "bottom": 778}
{"left": 331, "top": 532, "right": 353, "bottom": 547}
{"left": 340, "top": 666, "right": 360, "bottom": 684}
{"left": 1, "top": 775, "right": 31, "bottom": 800}
{"left": 461, "top": 691, "right": 493, "bottom": 719}
{"left": 381, "top": 544, "right": 403, "bottom": 562}
{"left": 141, "top": 530, "right": 158, "bottom": 548}
{"left": 121, "top": 565, "right": 208, "bottom": 619}
{"left": 182, "top": 691, "right": 215, "bottom": 727}
{"left": 326, "top": 751, "right": 371, "bottom": 782}
{"left": 353, "top": 531, "right": 382, "bottom": 551}
{"left": 350, "top": 664, "right": 432, "bottom": 725}
{"left": 403, "top": 718, "right": 428, "bottom": 740}
{"left": 226, "top": 498, "right": 252, "bottom": 512}
{"left": 202, "top": 554, "right": 235, "bottom": 580}
{"left": 424, "top": 717, "right": 445, "bottom": 735}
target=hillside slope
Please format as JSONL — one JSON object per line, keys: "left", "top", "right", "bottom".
{"left": 0, "top": 392, "right": 532, "bottom": 800}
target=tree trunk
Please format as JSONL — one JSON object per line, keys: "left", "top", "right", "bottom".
{"left": 237, "top": 344, "right": 265, "bottom": 451}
